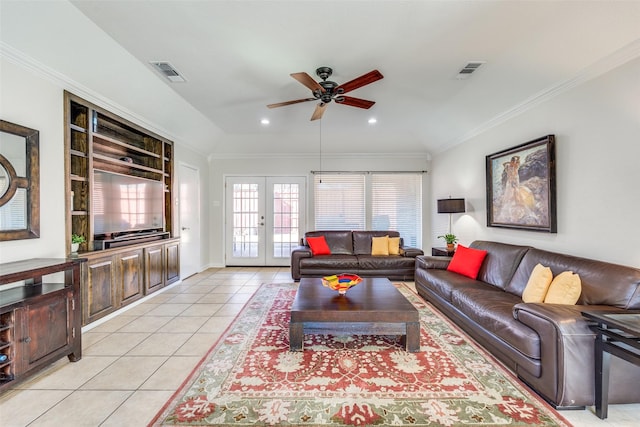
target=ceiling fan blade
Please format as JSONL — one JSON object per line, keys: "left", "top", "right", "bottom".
{"left": 267, "top": 98, "right": 316, "bottom": 108}
{"left": 310, "top": 103, "right": 328, "bottom": 121}
{"left": 290, "top": 72, "right": 325, "bottom": 93}
{"left": 336, "top": 96, "right": 375, "bottom": 109}
{"left": 336, "top": 70, "right": 383, "bottom": 94}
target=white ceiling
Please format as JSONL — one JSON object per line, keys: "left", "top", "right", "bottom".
{"left": 10, "top": 1, "right": 640, "bottom": 156}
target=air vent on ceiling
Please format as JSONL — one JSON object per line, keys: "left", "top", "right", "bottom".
{"left": 455, "top": 61, "right": 485, "bottom": 80}
{"left": 150, "top": 61, "right": 186, "bottom": 83}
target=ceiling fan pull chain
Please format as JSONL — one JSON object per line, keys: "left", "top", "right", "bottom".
{"left": 319, "top": 119, "right": 323, "bottom": 183}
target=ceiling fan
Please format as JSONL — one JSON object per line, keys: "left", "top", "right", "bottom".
{"left": 267, "top": 66, "right": 383, "bottom": 121}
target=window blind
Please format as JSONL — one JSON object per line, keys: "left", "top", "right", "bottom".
{"left": 314, "top": 174, "right": 365, "bottom": 230}
{"left": 371, "top": 174, "right": 422, "bottom": 247}
{"left": 313, "top": 172, "right": 422, "bottom": 247}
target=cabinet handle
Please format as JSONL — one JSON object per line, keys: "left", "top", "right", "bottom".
{"left": 181, "top": 227, "right": 190, "bottom": 231}
{"left": 24, "top": 337, "right": 32, "bottom": 343}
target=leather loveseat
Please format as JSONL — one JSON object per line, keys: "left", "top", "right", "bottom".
{"left": 415, "top": 240, "right": 640, "bottom": 409}
{"left": 291, "top": 230, "right": 424, "bottom": 281}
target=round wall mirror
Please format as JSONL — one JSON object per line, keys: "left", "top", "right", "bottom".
{"left": 0, "top": 162, "right": 9, "bottom": 198}
{"left": 0, "top": 120, "right": 40, "bottom": 240}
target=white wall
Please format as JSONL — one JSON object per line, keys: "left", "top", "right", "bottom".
{"left": 430, "top": 57, "right": 640, "bottom": 267}
{"left": 0, "top": 59, "right": 66, "bottom": 261}
{"left": 208, "top": 153, "right": 431, "bottom": 267}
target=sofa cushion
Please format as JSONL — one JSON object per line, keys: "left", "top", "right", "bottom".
{"left": 307, "top": 235, "right": 331, "bottom": 256}
{"left": 416, "top": 268, "right": 496, "bottom": 303}
{"left": 508, "top": 248, "right": 640, "bottom": 309}
{"left": 353, "top": 231, "right": 400, "bottom": 255}
{"left": 451, "top": 287, "right": 541, "bottom": 360}
{"left": 299, "top": 254, "right": 360, "bottom": 271}
{"left": 306, "top": 231, "right": 353, "bottom": 255}
{"left": 357, "top": 255, "right": 415, "bottom": 271}
{"left": 371, "top": 235, "right": 389, "bottom": 255}
{"left": 470, "top": 241, "right": 530, "bottom": 290}
{"left": 447, "top": 245, "right": 487, "bottom": 279}
{"left": 522, "top": 263, "right": 553, "bottom": 303}
{"left": 388, "top": 237, "right": 401, "bottom": 255}
{"left": 544, "top": 271, "right": 581, "bottom": 304}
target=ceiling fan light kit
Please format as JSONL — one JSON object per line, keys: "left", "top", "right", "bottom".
{"left": 267, "top": 66, "right": 383, "bottom": 121}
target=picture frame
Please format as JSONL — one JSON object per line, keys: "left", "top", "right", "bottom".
{"left": 486, "top": 135, "right": 556, "bottom": 233}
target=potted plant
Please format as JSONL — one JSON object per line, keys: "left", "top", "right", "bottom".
{"left": 437, "top": 233, "right": 458, "bottom": 252}
{"left": 71, "top": 234, "right": 85, "bottom": 254}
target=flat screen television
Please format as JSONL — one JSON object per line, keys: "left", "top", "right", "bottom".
{"left": 93, "top": 170, "right": 164, "bottom": 238}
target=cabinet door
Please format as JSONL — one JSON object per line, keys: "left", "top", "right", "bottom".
{"left": 165, "top": 241, "right": 180, "bottom": 285}
{"left": 145, "top": 245, "right": 164, "bottom": 294}
{"left": 19, "top": 291, "right": 73, "bottom": 373}
{"left": 85, "top": 256, "right": 117, "bottom": 325}
{"left": 116, "top": 249, "right": 144, "bottom": 306}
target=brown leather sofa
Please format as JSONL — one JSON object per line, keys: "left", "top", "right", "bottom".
{"left": 414, "top": 240, "right": 640, "bottom": 409}
{"left": 291, "top": 230, "right": 424, "bottom": 281}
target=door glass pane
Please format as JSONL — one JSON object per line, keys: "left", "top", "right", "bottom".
{"left": 232, "top": 183, "right": 259, "bottom": 257}
{"left": 272, "top": 183, "right": 299, "bottom": 258}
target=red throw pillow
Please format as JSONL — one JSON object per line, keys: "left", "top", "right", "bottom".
{"left": 306, "top": 235, "right": 331, "bottom": 256}
{"left": 446, "top": 244, "right": 487, "bottom": 279}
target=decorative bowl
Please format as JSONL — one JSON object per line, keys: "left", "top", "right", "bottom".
{"left": 322, "top": 274, "right": 362, "bottom": 294}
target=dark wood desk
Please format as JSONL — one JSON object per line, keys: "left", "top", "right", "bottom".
{"left": 582, "top": 310, "right": 640, "bottom": 419}
{"left": 290, "top": 277, "right": 420, "bottom": 352}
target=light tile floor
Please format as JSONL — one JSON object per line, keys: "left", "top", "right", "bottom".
{"left": 0, "top": 267, "right": 638, "bottom": 426}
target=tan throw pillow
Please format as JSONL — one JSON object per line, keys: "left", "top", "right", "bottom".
{"left": 388, "top": 237, "right": 401, "bottom": 255}
{"left": 371, "top": 235, "right": 390, "bottom": 256}
{"left": 544, "top": 271, "right": 582, "bottom": 305}
{"left": 522, "top": 263, "right": 553, "bottom": 303}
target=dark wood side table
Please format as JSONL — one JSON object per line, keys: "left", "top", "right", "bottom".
{"left": 432, "top": 247, "right": 454, "bottom": 257}
{"left": 581, "top": 310, "right": 640, "bottom": 419}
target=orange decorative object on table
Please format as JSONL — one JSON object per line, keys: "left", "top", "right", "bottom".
{"left": 322, "top": 274, "right": 362, "bottom": 294}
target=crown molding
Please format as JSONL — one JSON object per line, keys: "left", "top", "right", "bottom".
{"left": 208, "top": 151, "right": 431, "bottom": 161}
{"left": 437, "top": 38, "right": 640, "bottom": 153}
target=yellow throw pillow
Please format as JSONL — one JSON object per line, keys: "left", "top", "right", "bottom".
{"left": 371, "top": 235, "right": 390, "bottom": 256}
{"left": 544, "top": 271, "right": 582, "bottom": 305}
{"left": 522, "top": 263, "right": 553, "bottom": 303}
{"left": 388, "top": 237, "right": 401, "bottom": 255}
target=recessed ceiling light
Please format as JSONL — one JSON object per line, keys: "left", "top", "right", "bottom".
{"left": 368, "top": 118, "right": 377, "bottom": 124}
{"left": 260, "top": 118, "right": 270, "bottom": 125}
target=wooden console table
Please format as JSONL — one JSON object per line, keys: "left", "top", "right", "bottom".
{"left": 582, "top": 310, "right": 640, "bottom": 419}
{"left": 0, "top": 258, "right": 85, "bottom": 391}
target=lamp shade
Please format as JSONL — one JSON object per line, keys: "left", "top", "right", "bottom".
{"left": 437, "top": 198, "right": 466, "bottom": 214}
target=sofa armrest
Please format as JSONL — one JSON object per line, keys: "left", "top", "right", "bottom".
{"left": 290, "top": 246, "right": 312, "bottom": 280}
{"left": 513, "top": 303, "right": 628, "bottom": 407}
{"left": 400, "top": 246, "right": 424, "bottom": 258}
{"left": 415, "top": 255, "right": 451, "bottom": 270}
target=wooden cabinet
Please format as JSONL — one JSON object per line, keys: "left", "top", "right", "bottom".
{"left": 84, "top": 254, "right": 117, "bottom": 325}
{"left": 0, "top": 259, "right": 84, "bottom": 391}
{"left": 165, "top": 240, "right": 180, "bottom": 285}
{"left": 64, "top": 91, "right": 175, "bottom": 253}
{"left": 64, "top": 92, "right": 181, "bottom": 326}
{"left": 81, "top": 238, "right": 180, "bottom": 326}
{"left": 116, "top": 248, "right": 144, "bottom": 305}
{"left": 145, "top": 246, "right": 164, "bottom": 294}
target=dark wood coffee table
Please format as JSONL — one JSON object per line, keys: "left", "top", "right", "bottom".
{"left": 289, "top": 277, "right": 420, "bottom": 352}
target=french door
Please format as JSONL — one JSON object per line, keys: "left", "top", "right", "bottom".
{"left": 225, "top": 176, "right": 306, "bottom": 266}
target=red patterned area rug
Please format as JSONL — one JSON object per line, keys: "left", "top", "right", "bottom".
{"left": 149, "top": 283, "right": 571, "bottom": 426}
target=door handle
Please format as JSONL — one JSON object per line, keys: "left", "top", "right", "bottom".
{"left": 181, "top": 227, "right": 190, "bottom": 231}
